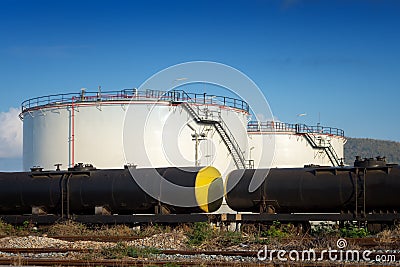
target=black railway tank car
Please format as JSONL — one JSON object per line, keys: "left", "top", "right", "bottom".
{"left": 226, "top": 157, "right": 400, "bottom": 214}
{"left": 0, "top": 164, "right": 223, "bottom": 215}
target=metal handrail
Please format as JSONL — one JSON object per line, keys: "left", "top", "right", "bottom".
{"left": 21, "top": 89, "right": 250, "bottom": 113}
{"left": 172, "top": 90, "right": 249, "bottom": 113}
{"left": 247, "top": 120, "right": 345, "bottom": 137}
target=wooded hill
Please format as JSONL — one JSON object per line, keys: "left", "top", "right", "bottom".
{"left": 344, "top": 137, "right": 400, "bottom": 165}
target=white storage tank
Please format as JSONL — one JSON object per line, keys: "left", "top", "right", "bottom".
{"left": 21, "top": 89, "right": 250, "bottom": 177}
{"left": 21, "top": 88, "right": 346, "bottom": 175}
{"left": 247, "top": 121, "right": 346, "bottom": 168}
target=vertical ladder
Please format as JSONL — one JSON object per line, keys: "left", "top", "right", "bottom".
{"left": 355, "top": 168, "right": 366, "bottom": 218}
{"left": 61, "top": 173, "right": 71, "bottom": 219}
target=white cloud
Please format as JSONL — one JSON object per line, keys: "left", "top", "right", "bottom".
{"left": 0, "top": 107, "right": 22, "bottom": 158}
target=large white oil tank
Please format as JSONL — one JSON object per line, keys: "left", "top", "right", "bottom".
{"left": 21, "top": 88, "right": 346, "bottom": 175}
{"left": 21, "top": 89, "right": 250, "bottom": 177}
{"left": 247, "top": 120, "right": 347, "bottom": 168}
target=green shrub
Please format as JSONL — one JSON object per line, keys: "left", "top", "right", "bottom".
{"left": 311, "top": 222, "right": 339, "bottom": 237}
{"left": 217, "top": 230, "right": 243, "bottom": 246}
{"left": 101, "top": 243, "right": 129, "bottom": 259}
{"left": 340, "top": 224, "right": 370, "bottom": 238}
{"left": 187, "top": 222, "right": 213, "bottom": 246}
{"left": 0, "top": 220, "right": 15, "bottom": 235}
{"left": 261, "top": 221, "right": 292, "bottom": 238}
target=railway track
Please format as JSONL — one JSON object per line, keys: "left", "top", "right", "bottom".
{"left": 0, "top": 247, "right": 258, "bottom": 256}
{"left": 1, "top": 236, "right": 400, "bottom": 266}
{"left": 1, "top": 235, "right": 397, "bottom": 247}
{"left": 0, "top": 249, "right": 399, "bottom": 266}
{"left": 0, "top": 258, "right": 260, "bottom": 267}
{"left": 1, "top": 244, "right": 400, "bottom": 255}
{"left": 1, "top": 246, "right": 399, "bottom": 256}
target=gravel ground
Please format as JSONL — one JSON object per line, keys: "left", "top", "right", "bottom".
{"left": 126, "top": 232, "right": 187, "bottom": 250}
{"left": 0, "top": 236, "right": 114, "bottom": 249}
{"left": 0, "top": 232, "right": 187, "bottom": 250}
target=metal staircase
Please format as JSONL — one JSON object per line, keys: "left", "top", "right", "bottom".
{"left": 181, "top": 102, "right": 202, "bottom": 123}
{"left": 302, "top": 132, "right": 341, "bottom": 167}
{"left": 180, "top": 102, "right": 247, "bottom": 169}
{"left": 213, "top": 118, "right": 247, "bottom": 169}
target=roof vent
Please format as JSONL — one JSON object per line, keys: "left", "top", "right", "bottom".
{"left": 68, "top": 163, "right": 96, "bottom": 172}
{"left": 354, "top": 156, "right": 386, "bottom": 168}
{"left": 30, "top": 166, "right": 43, "bottom": 172}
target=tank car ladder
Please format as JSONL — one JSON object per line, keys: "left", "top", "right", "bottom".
{"left": 180, "top": 101, "right": 247, "bottom": 169}
{"left": 61, "top": 173, "right": 72, "bottom": 219}
{"left": 355, "top": 168, "right": 367, "bottom": 218}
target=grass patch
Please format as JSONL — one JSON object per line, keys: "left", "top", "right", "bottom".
{"left": 260, "top": 221, "right": 295, "bottom": 238}
{"left": 186, "top": 222, "right": 213, "bottom": 246}
{"left": 0, "top": 220, "right": 16, "bottom": 235}
{"left": 216, "top": 230, "right": 243, "bottom": 246}
{"left": 47, "top": 221, "right": 90, "bottom": 236}
{"left": 186, "top": 222, "right": 245, "bottom": 248}
{"left": 311, "top": 222, "right": 370, "bottom": 238}
{"left": 0, "top": 220, "right": 38, "bottom": 236}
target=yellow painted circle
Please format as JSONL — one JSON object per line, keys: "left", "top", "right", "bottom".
{"left": 195, "top": 166, "right": 222, "bottom": 212}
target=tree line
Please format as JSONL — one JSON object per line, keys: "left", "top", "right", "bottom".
{"left": 344, "top": 137, "right": 400, "bottom": 165}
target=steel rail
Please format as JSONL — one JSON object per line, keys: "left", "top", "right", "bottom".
{"left": 0, "top": 252, "right": 398, "bottom": 266}
{"left": 0, "top": 258, "right": 262, "bottom": 267}
{"left": 1, "top": 244, "right": 400, "bottom": 256}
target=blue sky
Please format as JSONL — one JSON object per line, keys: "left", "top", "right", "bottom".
{"left": 0, "top": 0, "right": 399, "bottom": 170}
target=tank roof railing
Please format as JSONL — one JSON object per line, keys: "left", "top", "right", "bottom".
{"left": 247, "top": 120, "right": 345, "bottom": 137}
{"left": 21, "top": 89, "right": 250, "bottom": 113}
{"left": 171, "top": 89, "right": 249, "bottom": 112}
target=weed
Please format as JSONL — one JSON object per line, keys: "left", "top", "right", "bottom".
{"left": 0, "top": 220, "right": 15, "bottom": 235}
{"left": 311, "top": 222, "right": 339, "bottom": 237}
{"left": 139, "top": 224, "right": 169, "bottom": 237}
{"left": 261, "top": 221, "right": 292, "bottom": 238}
{"left": 340, "top": 224, "right": 370, "bottom": 238}
{"left": 47, "top": 220, "right": 90, "bottom": 236}
{"left": 216, "top": 230, "right": 243, "bottom": 246}
{"left": 131, "top": 246, "right": 160, "bottom": 258}
{"left": 186, "top": 222, "right": 213, "bottom": 246}
{"left": 101, "top": 243, "right": 128, "bottom": 259}
{"left": 163, "top": 263, "right": 181, "bottom": 267}
{"left": 253, "top": 236, "right": 270, "bottom": 245}
{"left": 94, "top": 224, "right": 135, "bottom": 236}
